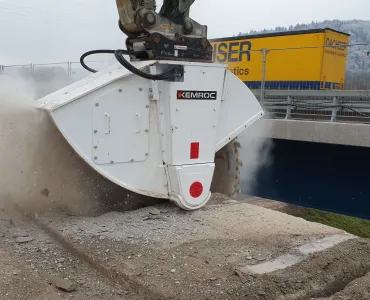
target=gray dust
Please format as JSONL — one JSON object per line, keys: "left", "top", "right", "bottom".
{"left": 238, "top": 120, "right": 274, "bottom": 194}
{"left": 0, "top": 70, "right": 153, "bottom": 216}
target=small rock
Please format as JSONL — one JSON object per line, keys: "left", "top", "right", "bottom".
{"left": 210, "top": 277, "right": 217, "bottom": 281}
{"left": 13, "top": 271, "right": 19, "bottom": 276}
{"left": 170, "top": 269, "right": 176, "bottom": 273}
{"left": 224, "top": 200, "right": 238, "bottom": 204}
{"left": 15, "top": 236, "right": 34, "bottom": 244}
{"left": 12, "top": 229, "right": 29, "bottom": 238}
{"left": 148, "top": 207, "right": 161, "bottom": 215}
{"left": 143, "top": 215, "right": 167, "bottom": 221}
{"left": 117, "top": 290, "right": 129, "bottom": 296}
{"left": 99, "top": 235, "right": 106, "bottom": 240}
{"left": 246, "top": 256, "right": 253, "bottom": 260}
{"left": 256, "top": 255, "right": 266, "bottom": 262}
{"left": 41, "top": 188, "right": 50, "bottom": 197}
{"left": 41, "top": 272, "right": 76, "bottom": 292}
{"left": 0, "top": 233, "right": 4, "bottom": 238}
{"left": 234, "top": 269, "right": 243, "bottom": 277}
{"left": 41, "top": 247, "right": 49, "bottom": 253}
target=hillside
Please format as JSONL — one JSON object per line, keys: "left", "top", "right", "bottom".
{"left": 238, "top": 20, "right": 370, "bottom": 86}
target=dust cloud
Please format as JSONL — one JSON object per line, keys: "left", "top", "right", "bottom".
{"left": 0, "top": 69, "right": 155, "bottom": 216}
{"left": 238, "top": 120, "right": 274, "bottom": 195}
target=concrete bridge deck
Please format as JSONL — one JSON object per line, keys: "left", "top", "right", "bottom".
{"left": 245, "top": 118, "right": 370, "bottom": 147}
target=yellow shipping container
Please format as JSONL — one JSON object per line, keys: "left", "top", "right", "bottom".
{"left": 210, "top": 28, "right": 349, "bottom": 90}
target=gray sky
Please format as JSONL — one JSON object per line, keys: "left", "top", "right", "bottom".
{"left": 0, "top": 0, "right": 369, "bottom": 64}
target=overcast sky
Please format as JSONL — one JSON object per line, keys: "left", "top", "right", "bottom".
{"left": 0, "top": 0, "right": 369, "bottom": 64}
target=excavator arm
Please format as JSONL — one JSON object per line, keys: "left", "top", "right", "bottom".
{"left": 115, "top": 0, "right": 212, "bottom": 62}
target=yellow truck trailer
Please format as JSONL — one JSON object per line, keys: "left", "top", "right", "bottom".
{"left": 210, "top": 28, "right": 350, "bottom": 90}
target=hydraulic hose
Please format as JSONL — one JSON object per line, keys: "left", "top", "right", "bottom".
{"left": 80, "top": 49, "right": 179, "bottom": 81}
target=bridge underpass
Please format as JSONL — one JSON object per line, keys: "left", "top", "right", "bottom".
{"left": 238, "top": 90, "right": 370, "bottom": 220}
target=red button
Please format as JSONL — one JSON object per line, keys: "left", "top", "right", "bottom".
{"left": 189, "top": 182, "right": 203, "bottom": 198}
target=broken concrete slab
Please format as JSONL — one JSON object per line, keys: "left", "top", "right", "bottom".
{"left": 34, "top": 196, "right": 368, "bottom": 300}
{"left": 43, "top": 195, "right": 346, "bottom": 248}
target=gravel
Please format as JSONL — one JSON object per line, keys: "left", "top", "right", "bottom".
{"left": 0, "top": 208, "right": 142, "bottom": 300}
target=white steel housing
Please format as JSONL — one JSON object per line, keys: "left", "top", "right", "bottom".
{"left": 36, "top": 60, "right": 264, "bottom": 210}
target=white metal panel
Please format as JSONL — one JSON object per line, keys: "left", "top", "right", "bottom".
{"left": 158, "top": 63, "right": 226, "bottom": 166}
{"left": 167, "top": 163, "right": 214, "bottom": 210}
{"left": 39, "top": 62, "right": 168, "bottom": 198}
{"left": 167, "top": 166, "right": 180, "bottom": 195}
{"left": 35, "top": 59, "right": 265, "bottom": 208}
{"left": 216, "top": 71, "right": 265, "bottom": 151}
{"left": 92, "top": 86, "right": 149, "bottom": 164}
{"left": 36, "top": 61, "right": 155, "bottom": 111}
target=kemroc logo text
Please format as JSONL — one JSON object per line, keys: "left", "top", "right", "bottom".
{"left": 177, "top": 90, "right": 217, "bottom": 100}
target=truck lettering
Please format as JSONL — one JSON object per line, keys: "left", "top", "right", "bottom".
{"left": 239, "top": 41, "right": 252, "bottom": 61}
{"left": 212, "top": 41, "right": 252, "bottom": 63}
{"left": 325, "top": 38, "right": 347, "bottom": 51}
{"left": 228, "top": 42, "right": 239, "bottom": 62}
{"left": 216, "top": 43, "right": 228, "bottom": 63}
{"left": 229, "top": 67, "right": 249, "bottom": 76}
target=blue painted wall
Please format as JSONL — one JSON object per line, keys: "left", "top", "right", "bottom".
{"left": 244, "top": 139, "right": 370, "bottom": 220}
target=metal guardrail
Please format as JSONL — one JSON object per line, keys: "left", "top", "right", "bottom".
{"left": 253, "top": 90, "right": 370, "bottom": 98}
{"left": 252, "top": 89, "right": 370, "bottom": 123}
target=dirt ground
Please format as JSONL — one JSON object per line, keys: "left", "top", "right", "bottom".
{"left": 1, "top": 194, "right": 370, "bottom": 300}
{"left": 0, "top": 205, "right": 142, "bottom": 300}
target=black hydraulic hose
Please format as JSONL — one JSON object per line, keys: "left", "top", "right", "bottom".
{"left": 114, "top": 49, "right": 177, "bottom": 80}
{"left": 80, "top": 49, "right": 116, "bottom": 73}
{"left": 80, "top": 49, "right": 179, "bottom": 81}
